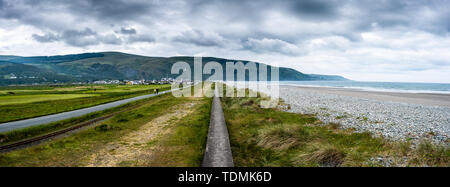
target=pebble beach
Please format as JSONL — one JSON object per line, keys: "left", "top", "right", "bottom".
{"left": 279, "top": 85, "right": 450, "bottom": 145}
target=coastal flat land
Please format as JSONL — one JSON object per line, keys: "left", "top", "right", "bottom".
{"left": 283, "top": 85, "right": 450, "bottom": 107}
{"left": 0, "top": 93, "right": 212, "bottom": 167}
{"left": 0, "top": 84, "right": 170, "bottom": 123}
{"left": 0, "top": 84, "right": 447, "bottom": 167}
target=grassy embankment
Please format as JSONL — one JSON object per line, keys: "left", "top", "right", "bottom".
{"left": 0, "top": 86, "right": 212, "bottom": 166}
{"left": 0, "top": 84, "right": 171, "bottom": 123}
{"left": 222, "top": 88, "right": 449, "bottom": 167}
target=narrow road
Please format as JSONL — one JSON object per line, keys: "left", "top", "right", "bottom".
{"left": 202, "top": 87, "right": 234, "bottom": 167}
{"left": 0, "top": 90, "right": 171, "bottom": 133}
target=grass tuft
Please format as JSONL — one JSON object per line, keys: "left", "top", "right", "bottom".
{"left": 309, "top": 148, "right": 346, "bottom": 167}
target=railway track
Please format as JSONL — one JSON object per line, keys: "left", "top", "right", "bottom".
{"left": 0, "top": 113, "right": 114, "bottom": 152}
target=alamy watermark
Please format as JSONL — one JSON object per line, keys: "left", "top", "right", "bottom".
{"left": 170, "top": 57, "right": 280, "bottom": 108}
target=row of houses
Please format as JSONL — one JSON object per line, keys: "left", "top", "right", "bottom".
{"left": 92, "top": 78, "right": 180, "bottom": 85}
{"left": 4, "top": 73, "right": 37, "bottom": 79}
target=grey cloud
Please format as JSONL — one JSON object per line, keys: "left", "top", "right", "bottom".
{"left": 348, "top": 0, "right": 450, "bottom": 35}
{"left": 243, "top": 38, "right": 305, "bottom": 56}
{"left": 3, "top": 0, "right": 450, "bottom": 38}
{"left": 173, "top": 30, "right": 226, "bottom": 47}
{"left": 288, "top": 0, "right": 340, "bottom": 20}
{"left": 1, "top": 0, "right": 449, "bottom": 83}
{"left": 99, "top": 34, "right": 123, "bottom": 45}
{"left": 62, "top": 28, "right": 96, "bottom": 38}
{"left": 120, "top": 27, "right": 137, "bottom": 35}
{"left": 127, "top": 34, "right": 155, "bottom": 43}
{"left": 350, "top": 1, "right": 411, "bottom": 30}
{"left": 32, "top": 28, "right": 119, "bottom": 47}
{"left": 32, "top": 27, "right": 154, "bottom": 46}
{"left": 61, "top": 28, "right": 98, "bottom": 47}
{"left": 2, "top": 0, "right": 450, "bottom": 52}
{"left": 32, "top": 33, "right": 59, "bottom": 43}
{"left": 65, "top": 0, "right": 160, "bottom": 22}
{"left": 0, "top": 0, "right": 22, "bottom": 19}
{"left": 0, "top": 0, "right": 160, "bottom": 30}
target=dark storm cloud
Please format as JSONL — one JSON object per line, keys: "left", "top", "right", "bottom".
{"left": 349, "top": 1, "right": 412, "bottom": 30}
{"left": 0, "top": 0, "right": 21, "bottom": 19}
{"left": 288, "top": 0, "right": 340, "bottom": 20}
{"left": 120, "top": 27, "right": 137, "bottom": 35}
{"left": 65, "top": 0, "right": 159, "bottom": 22}
{"left": 348, "top": 0, "right": 450, "bottom": 34}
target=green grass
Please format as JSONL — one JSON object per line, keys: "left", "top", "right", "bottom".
{"left": 0, "top": 89, "right": 49, "bottom": 95}
{"left": 141, "top": 96, "right": 212, "bottom": 166}
{"left": 0, "top": 84, "right": 170, "bottom": 123}
{"left": 0, "top": 92, "right": 168, "bottom": 146}
{"left": 0, "top": 94, "right": 99, "bottom": 105}
{"left": 222, "top": 91, "right": 449, "bottom": 167}
{"left": 83, "top": 85, "right": 165, "bottom": 93}
{"left": 0, "top": 93, "right": 193, "bottom": 166}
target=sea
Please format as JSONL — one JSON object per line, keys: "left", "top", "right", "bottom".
{"left": 280, "top": 81, "right": 450, "bottom": 94}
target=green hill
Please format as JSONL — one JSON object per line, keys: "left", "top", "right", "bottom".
{"left": 0, "top": 61, "right": 75, "bottom": 85}
{"left": 4, "top": 53, "right": 104, "bottom": 64}
{"left": 0, "top": 52, "right": 348, "bottom": 85}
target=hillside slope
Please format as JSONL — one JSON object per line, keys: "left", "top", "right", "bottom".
{"left": 0, "top": 61, "right": 74, "bottom": 85}
{"left": 0, "top": 52, "right": 348, "bottom": 85}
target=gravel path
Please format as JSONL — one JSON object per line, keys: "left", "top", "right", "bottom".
{"left": 85, "top": 102, "right": 196, "bottom": 167}
{"left": 279, "top": 86, "right": 450, "bottom": 145}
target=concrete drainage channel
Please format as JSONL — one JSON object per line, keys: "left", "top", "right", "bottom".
{"left": 202, "top": 87, "right": 234, "bottom": 167}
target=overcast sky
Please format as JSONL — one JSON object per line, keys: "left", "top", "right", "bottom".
{"left": 0, "top": 0, "right": 449, "bottom": 83}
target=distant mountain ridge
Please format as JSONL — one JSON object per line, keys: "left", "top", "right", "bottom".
{"left": 2, "top": 53, "right": 104, "bottom": 64}
{"left": 0, "top": 52, "right": 348, "bottom": 85}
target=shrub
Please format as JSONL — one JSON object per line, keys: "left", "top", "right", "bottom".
{"left": 94, "top": 124, "right": 120, "bottom": 132}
